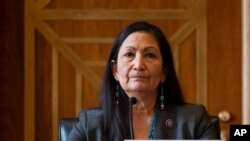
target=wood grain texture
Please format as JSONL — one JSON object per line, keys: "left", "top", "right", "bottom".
{"left": 207, "top": 0, "right": 242, "bottom": 139}
{"left": 0, "top": 0, "right": 243, "bottom": 141}
{"left": 0, "top": 0, "right": 24, "bottom": 141}
{"left": 23, "top": 0, "right": 242, "bottom": 141}
{"left": 242, "top": 0, "right": 250, "bottom": 124}
{"left": 25, "top": 1, "right": 208, "bottom": 141}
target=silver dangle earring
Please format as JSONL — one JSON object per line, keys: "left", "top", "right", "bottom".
{"left": 116, "top": 83, "right": 120, "bottom": 104}
{"left": 160, "top": 83, "right": 165, "bottom": 109}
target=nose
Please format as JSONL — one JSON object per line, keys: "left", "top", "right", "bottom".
{"left": 133, "top": 54, "right": 145, "bottom": 71}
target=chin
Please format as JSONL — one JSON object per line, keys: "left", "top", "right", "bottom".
{"left": 130, "top": 87, "right": 151, "bottom": 92}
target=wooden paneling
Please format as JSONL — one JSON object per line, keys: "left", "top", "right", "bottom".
{"left": 207, "top": 0, "right": 242, "bottom": 139}
{"left": 242, "top": 0, "right": 250, "bottom": 124}
{"left": 23, "top": 0, "right": 243, "bottom": 141}
{"left": 35, "top": 32, "right": 53, "bottom": 141}
{"left": 25, "top": 1, "right": 208, "bottom": 141}
{"left": 0, "top": 0, "right": 24, "bottom": 141}
{"left": 179, "top": 32, "right": 197, "bottom": 102}
{"left": 0, "top": 0, "right": 243, "bottom": 141}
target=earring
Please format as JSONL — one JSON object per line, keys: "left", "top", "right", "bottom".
{"left": 116, "top": 83, "right": 120, "bottom": 104}
{"left": 160, "top": 83, "right": 165, "bottom": 109}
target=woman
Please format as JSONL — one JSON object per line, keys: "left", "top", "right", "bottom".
{"left": 67, "top": 21, "right": 220, "bottom": 141}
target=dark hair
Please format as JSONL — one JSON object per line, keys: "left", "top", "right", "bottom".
{"left": 100, "top": 21, "right": 185, "bottom": 140}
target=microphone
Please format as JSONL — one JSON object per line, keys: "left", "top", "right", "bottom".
{"left": 129, "top": 97, "right": 137, "bottom": 139}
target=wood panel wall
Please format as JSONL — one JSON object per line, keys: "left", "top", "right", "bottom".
{"left": 25, "top": 1, "right": 210, "bottom": 140}
{"left": 242, "top": 0, "right": 250, "bottom": 124}
{"left": 0, "top": 0, "right": 24, "bottom": 141}
{"left": 26, "top": 0, "right": 242, "bottom": 141}
{"left": 0, "top": 0, "right": 242, "bottom": 141}
{"left": 207, "top": 0, "right": 242, "bottom": 139}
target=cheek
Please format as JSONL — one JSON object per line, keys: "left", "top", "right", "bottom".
{"left": 116, "top": 64, "right": 129, "bottom": 79}
{"left": 150, "top": 65, "right": 164, "bottom": 79}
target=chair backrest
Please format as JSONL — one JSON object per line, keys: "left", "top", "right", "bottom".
{"left": 59, "top": 118, "right": 79, "bottom": 141}
{"left": 209, "top": 115, "right": 221, "bottom": 138}
{"left": 58, "top": 116, "right": 220, "bottom": 141}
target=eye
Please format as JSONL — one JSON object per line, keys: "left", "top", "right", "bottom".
{"left": 124, "top": 52, "right": 135, "bottom": 58}
{"left": 145, "top": 53, "right": 156, "bottom": 58}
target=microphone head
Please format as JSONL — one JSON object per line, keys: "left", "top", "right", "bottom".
{"left": 129, "top": 97, "right": 137, "bottom": 105}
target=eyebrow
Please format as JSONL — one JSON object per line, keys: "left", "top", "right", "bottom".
{"left": 124, "top": 46, "right": 159, "bottom": 51}
{"left": 144, "top": 47, "right": 160, "bottom": 51}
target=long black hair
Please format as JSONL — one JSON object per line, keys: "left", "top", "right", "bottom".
{"left": 100, "top": 21, "right": 185, "bottom": 140}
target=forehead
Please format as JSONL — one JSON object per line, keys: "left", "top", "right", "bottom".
{"left": 121, "top": 31, "right": 159, "bottom": 48}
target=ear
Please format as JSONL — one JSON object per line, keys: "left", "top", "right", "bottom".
{"left": 111, "top": 60, "right": 119, "bottom": 81}
{"left": 161, "top": 67, "right": 167, "bottom": 82}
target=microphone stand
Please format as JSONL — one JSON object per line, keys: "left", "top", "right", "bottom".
{"left": 129, "top": 97, "right": 137, "bottom": 139}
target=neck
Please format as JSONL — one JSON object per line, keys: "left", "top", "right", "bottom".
{"left": 131, "top": 92, "right": 157, "bottom": 116}
{"left": 131, "top": 92, "right": 156, "bottom": 139}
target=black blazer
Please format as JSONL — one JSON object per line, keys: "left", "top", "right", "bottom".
{"left": 67, "top": 103, "right": 220, "bottom": 141}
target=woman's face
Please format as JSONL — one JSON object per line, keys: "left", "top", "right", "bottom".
{"left": 112, "top": 31, "right": 166, "bottom": 98}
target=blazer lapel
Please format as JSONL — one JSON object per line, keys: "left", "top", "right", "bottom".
{"left": 153, "top": 107, "right": 177, "bottom": 139}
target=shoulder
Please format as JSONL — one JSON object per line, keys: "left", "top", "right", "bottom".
{"left": 78, "top": 107, "right": 103, "bottom": 126}
{"left": 168, "top": 103, "right": 208, "bottom": 123}
{"left": 79, "top": 107, "right": 103, "bottom": 118}
{"left": 173, "top": 104, "right": 220, "bottom": 139}
{"left": 160, "top": 104, "right": 220, "bottom": 139}
{"left": 67, "top": 107, "right": 104, "bottom": 140}
{"left": 173, "top": 103, "right": 206, "bottom": 115}
{"left": 175, "top": 103, "right": 205, "bottom": 109}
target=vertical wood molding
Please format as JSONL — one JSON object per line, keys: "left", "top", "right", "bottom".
{"left": 24, "top": 0, "right": 35, "bottom": 140}
{"left": 172, "top": 45, "right": 180, "bottom": 77}
{"left": 242, "top": 0, "right": 250, "bottom": 124}
{"left": 196, "top": 12, "right": 207, "bottom": 106}
{"left": 52, "top": 47, "right": 59, "bottom": 141}
{"left": 76, "top": 70, "right": 82, "bottom": 115}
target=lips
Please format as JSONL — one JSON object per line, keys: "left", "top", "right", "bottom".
{"left": 129, "top": 75, "right": 149, "bottom": 80}
{"left": 131, "top": 76, "right": 148, "bottom": 78}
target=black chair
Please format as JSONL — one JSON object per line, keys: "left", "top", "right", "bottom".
{"left": 58, "top": 116, "right": 220, "bottom": 141}
{"left": 209, "top": 115, "right": 221, "bottom": 138}
{"left": 59, "top": 118, "right": 79, "bottom": 141}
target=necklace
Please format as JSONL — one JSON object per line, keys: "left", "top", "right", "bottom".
{"left": 148, "top": 112, "right": 156, "bottom": 139}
